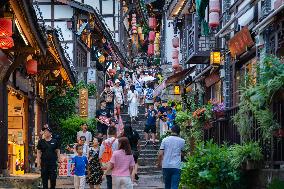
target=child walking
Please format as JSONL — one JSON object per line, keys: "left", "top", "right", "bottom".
{"left": 72, "top": 145, "right": 88, "bottom": 189}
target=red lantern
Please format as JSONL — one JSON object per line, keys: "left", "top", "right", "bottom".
{"left": 209, "top": 12, "right": 220, "bottom": 28}
{"left": 109, "top": 69, "right": 116, "bottom": 76}
{"left": 172, "top": 60, "right": 179, "bottom": 69}
{"left": 172, "top": 36, "right": 179, "bottom": 48}
{"left": 26, "top": 59, "right": 38, "bottom": 75}
{"left": 149, "top": 31, "right": 155, "bottom": 43}
{"left": 149, "top": 17, "right": 157, "bottom": 30}
{"left": 147, "top": 44, "right": 154, "bottom": 56}
{"left": 0, "top": 37, "right": 14, "bottom": 49}
{"left": 0, "top": 18, "right": 12, "bottom": 37}
{"left": 172, "top": 49, "right": 179, "bottom": 59}
{"left": 209, "top": 0, "right": 221, "bottom": 13}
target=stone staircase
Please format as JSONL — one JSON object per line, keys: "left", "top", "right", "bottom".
{"left": 120, "top": 106, "right": 162, "bottom": 176}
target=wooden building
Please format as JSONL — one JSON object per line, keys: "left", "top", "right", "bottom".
{"left": 0, "top": 0, "right": 75, "bottom": 175}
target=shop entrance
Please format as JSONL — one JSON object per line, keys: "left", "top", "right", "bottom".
{"left": 7, "top": 88, "right": 28, "bottom": 175}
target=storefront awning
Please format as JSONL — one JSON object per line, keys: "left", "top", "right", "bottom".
{"left": 166, "top": 66, "right": 196, "bottom": 85}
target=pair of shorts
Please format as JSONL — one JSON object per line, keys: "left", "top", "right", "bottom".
{"left": 144, "top": 124, "right": 156, "bottom": 134}
{"left": 97, "top": 124, "right": 108, "bottom": 135}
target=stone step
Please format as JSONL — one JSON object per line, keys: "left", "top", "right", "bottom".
{"left": 138, "top": 157, "right": 158, "bottom": 166}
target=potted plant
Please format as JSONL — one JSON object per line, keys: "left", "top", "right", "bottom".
{"left": 211, "top": 100, "right": 225, "bottom": 119}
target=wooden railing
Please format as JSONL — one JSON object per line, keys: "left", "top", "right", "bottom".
{"left": 204, "top": 104, "right": 284, "bottom": 167}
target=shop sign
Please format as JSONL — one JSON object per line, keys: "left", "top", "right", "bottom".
{"left": 15, "top": 145, "right": 24, "bottom": 175}
{"left": 59, "top": 154, "right": 74, "bottom": 177}
{"left": 79, "top": 88, "right": 88, "bottom": 117}
{"left": 228, "top": 26, "right": 254, "bottom": 57}
{"left": 205, "top": 73, "right": 220, "bottom": 87}
{"left": 174, "top": 85, "right": 181, "bottom": 95}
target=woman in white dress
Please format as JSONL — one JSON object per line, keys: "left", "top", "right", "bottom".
{"left": 113, "top": 79, "right": 124, "bottom": 115}
{"left": 127, "top": 85, "right": 138, "bottom": 121}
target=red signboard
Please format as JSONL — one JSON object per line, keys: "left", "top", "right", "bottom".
{"left": 228, "top": 26, "right": 254, "bottom": 57}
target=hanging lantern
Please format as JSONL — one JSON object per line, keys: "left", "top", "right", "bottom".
{"left": 138, "top": 27, "right": 142, "bottom": 34}
{"left": 209, "top": 12, "right": 220, "bottom": 28}
{"left": 149, "top": 31, "right": 155, "bottom": 43}
{"left": 172, "top": 59, "right": 179, "bottom": 69}
{"left": 109, "top": 69, "right": 116, "bottom": 76}
{"left": 0, "top": 36, "right": 14, "bottom": 49}
{"left": 172, "top": 49, "right": 179, "bottom": 59}
{"left": 149, "top": 17, "right": 157, "bottom": 30}
{"left": 0, "top": 18, "right": 12, "bottom": 37}
{"left": 147, "top": 44, "right": 154, "bottom": 56}
{"left": 209, "top": 0, "right": 221, "bottom": 13}
{"left": 172, "top": 36, "right": 179, "bottom": 48}
{"left": 99, "top": 55, "right": 106, "bottom": 63}
{"left": 26, "top": 59, "right": 38, "bottom": 75}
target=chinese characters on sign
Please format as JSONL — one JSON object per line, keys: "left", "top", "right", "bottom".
{"left": 79, "top": 88, "right": 88, "bottom": 117}
{"left": 228, "top": 26, "right": 254, "bottom": 58}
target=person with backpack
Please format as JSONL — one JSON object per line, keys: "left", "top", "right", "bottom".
{"left": 144, "top": 82, "right": 155, "bottom": 112}
{"left": 99, "top": 127, "right": 119, "bottom": 189}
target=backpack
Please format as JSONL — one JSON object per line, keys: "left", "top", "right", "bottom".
{"left": 145, "top": 88, "right": 154, "bottom": 100}
{"left": 100, "top": 139, "right": 116, "bottom": 163}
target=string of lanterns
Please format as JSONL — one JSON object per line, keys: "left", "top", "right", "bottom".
{"left": 147, "top": 17, "right": 157, "bottom": 57}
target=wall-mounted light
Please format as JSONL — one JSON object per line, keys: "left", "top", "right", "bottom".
{"left": 210, "top": 50, "right": 221, "bottom": 66}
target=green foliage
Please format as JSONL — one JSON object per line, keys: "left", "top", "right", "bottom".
{"left": 233, "top": 56, "right": 284, "bottom": 142}
{"left": 229, "top": 142, "right": 263, "bottom": 169}
{"left": 181, "top": 141, "right": 240, "bottom": 189}
{"left": 59, "top": 115, "right": 97, "bottom": 148}
{"left": 47, "top": 81, "right": 96, "bottom": 125}
{"left": 268, "top": 179, "right": 284, "bottom": 189}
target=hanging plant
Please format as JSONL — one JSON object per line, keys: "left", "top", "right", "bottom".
{"left": 233, "top": 56, "right": 284, "bottom": 142}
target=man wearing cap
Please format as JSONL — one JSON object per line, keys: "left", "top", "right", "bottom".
{"left": 37, "top": 127, "right": 60, "bottom": 189}
{"left": 157, "top": 125, "right": 185, "bottom": 189}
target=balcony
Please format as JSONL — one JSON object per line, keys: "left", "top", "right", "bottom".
{"left": 184, "top": 14, "right": 215, "bottom": 64}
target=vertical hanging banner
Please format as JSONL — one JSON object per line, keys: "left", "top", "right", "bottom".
{"left": 79, "top": 88, "right": 88, "bottom": 117}
{"left": 15, "top": 145, "right": 24, "bottom": 175}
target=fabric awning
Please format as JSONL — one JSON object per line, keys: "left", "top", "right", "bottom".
{"left": 166, "top": 66, "right": 196, "bottom": 85}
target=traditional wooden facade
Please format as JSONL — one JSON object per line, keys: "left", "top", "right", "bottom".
{"left": 0, "top": 0, "right": 75, "bottom": 175}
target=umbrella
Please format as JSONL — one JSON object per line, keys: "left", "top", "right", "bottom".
{"left": 142, "top": 76, "right": 156, "bottom": 82}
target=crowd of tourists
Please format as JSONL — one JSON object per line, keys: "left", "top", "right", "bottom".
{"left": 36, "top": 66, "right": 185, "bottom": 189}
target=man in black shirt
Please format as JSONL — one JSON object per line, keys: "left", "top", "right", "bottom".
{"left": 96, "top": 100, "right": 111, "bottom": 139}
{"left": 37, "top": 127, "right": 60, "bottom": 189}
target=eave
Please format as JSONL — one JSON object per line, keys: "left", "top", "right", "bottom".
{"left": 9, "top": 0, "right": 47, "bottom": 54}
{"left": 55, "top": 0, "right": 129, "bottom": 68}
{"left": 46, "top": 28, "right": 76, "bottom": 86}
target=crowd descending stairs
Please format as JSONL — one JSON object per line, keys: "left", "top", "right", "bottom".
{"left": 120, "top": 106, "right": 163, "bottom": 176}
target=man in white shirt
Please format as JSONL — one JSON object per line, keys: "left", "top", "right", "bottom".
{"left": 157, "top": 125, "right": 185, "bottom": 189}
{"left": 77, "top": 123, "right": 92, "bottom": 145}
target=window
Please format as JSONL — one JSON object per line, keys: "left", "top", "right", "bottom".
{"left": 76, "top": 47, "right": 87, "bottom": 67}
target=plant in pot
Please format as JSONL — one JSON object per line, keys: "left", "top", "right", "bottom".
{"left": 229, "top": 142, "right": 263, "bottom": 170}
{"left": 211, "top": 99, "right": 225, "bottom": 119}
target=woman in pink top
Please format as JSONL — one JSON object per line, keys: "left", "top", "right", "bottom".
{"left": 106, "top": 137, "right": 135, "bottom": 189}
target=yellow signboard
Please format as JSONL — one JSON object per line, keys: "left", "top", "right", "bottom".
{"left": 174, "top": 86, "right": 181, "bottom": 95}
{"left": 79, "top": 88, "right": 88, "bottom": 117}
{"left": 15, "top": 145, "right": 24, "bottom": 175}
